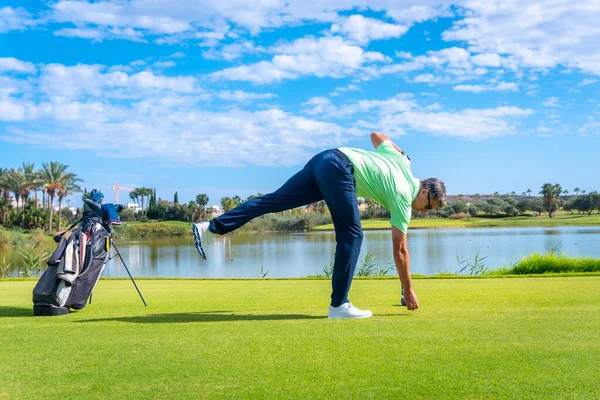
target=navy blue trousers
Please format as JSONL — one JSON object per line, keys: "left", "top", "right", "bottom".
{"left": 209, "top": 149, "right": 363, "bottom": 307}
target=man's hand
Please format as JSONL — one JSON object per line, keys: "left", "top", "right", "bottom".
{"left": 403, "top": 287, "right": 419, "bottom": 310}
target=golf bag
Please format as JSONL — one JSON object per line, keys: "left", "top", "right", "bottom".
{"left": 32, "top": 190, "right": 122, "bottom": 315}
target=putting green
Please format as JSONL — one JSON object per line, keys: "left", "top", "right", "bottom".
{"left": 1, "top": 277, "right": 599, "bottom": 399}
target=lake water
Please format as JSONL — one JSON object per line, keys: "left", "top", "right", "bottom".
{"left": 4, "top": 226, "right": 599, "bottom": 278}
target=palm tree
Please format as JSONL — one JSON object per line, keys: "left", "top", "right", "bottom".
{"left": 129, "top": 189, "right": 140, "bottom": 218}
{"left": 31, "top": 169, "right": 45, "bottom": 209}
{"left": 220, "top": 197, "right": 235, "bottom": 213}
{"left": 6, "top": 169, "right": 26, "bottom": 213}
{"left": 527, "top": 189, "right": 532, "bottom": 198}
{"left": 540, "top": 183, "right": 562, "bottom": 218}
{"left": 19, "top": 162, "right": 38, "bottom": 209}
{"left": 41, "top": 162, "right": 69, "bottom": 232}
{"left": 138, "top": 188, "right": 149, "bottom": 216}
{"left": 574, "top": 187, "right": 580, "bottom": 196}
{"left": 56, "top": 174, "right": 83, "bottom": 232}
{"left": 0, "top": 168, "right": 11, "bottom": 223}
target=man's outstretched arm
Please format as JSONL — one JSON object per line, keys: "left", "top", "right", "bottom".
{"left": 391, "top": 226, "right": 419, "bottom": 310}
{"left": 370, "top": 131, "right": 406, "bottom": 154}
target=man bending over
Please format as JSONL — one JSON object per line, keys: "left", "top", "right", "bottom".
{"left": 193, "top": 132, "right": 446, "bottom": 319}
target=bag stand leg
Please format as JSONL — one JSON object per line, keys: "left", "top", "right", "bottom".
{"left": 111, "top": 240, "right": 147, "bottom": 306}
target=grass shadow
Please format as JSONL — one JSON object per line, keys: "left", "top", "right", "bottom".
{"left": 80, "top": 312, "right": 327, "bottom": 324}
{"left": 0, "top": 306, "right": 33, "bottom": 318}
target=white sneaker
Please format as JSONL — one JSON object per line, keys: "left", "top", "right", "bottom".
{"left": 328, "top": 302, "right": 372, "bottom": 319}
{"left": 192, "top": 221, "right": 211, "bottom": 259}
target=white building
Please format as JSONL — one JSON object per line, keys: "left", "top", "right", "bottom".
{"left": 207, "top": 205, "right": 223, "bottom": 216}
{"left": 53, "top": 205, "right": 77, "bottom": 216}
{"left": 126, "top": 203, "right": 140, "bottom": 212}
{"left": 8, "top": 197, "right": 25, "bottom": 209}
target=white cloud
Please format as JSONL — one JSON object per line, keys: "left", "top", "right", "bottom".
{"left": 0, "top": 6, "right": 36, "bottom": 33}
{"left": 537, "top": 125, "right": 551, "bottom": 133}
{"left": 211, "top": 36, "right": 389, "bottom": 84}
{"left": 153, "top": 61, "right": 176, "bottom": 69}
{"left": 470, "top": 53, "right": 501, "bottom": 67}
{"left": 453, "top": 84, "right": 486, "bottom": 93}
{"left": 331, "top": 84, "right": 360, "bottom": 97}
{"left": 443, "top": 0, "right": 600, "bottom": 76}
{"left": 412, "top": 74, "right": 440, "bottom": 83}
{"left": 495, "top": 82, "right": 518, "bottom": 91}
{"left": 542, "top": 96, "right": 559, "bottom": 107}
{"left": 331, "top": 14, "right": 408, "bottom": 45}
{"left": 0, "top": 100, "right": 25, "bottom": 121}
{"left": 380, "top": 106, "right": 533, "bottom": 139}
{"left": 217, "top": 91, "right": 276, "bottom": 102}
{"left": 1, "top": 102, "right": 352, "bottom": 166}
{"left": 579, "top": 78, "right": 598, "bottom": 86}
{"left": 52, "top": 1, "right": 191, "bottom": 35}
{"left": 0, "top": 59, "right": 358, "bottom": 166}
{"left": 302, "top": 97, "right": 337, "bottom": 116}
{"left": 380, "top": 47, "right": 490, "bottom": 82}
{"left": 395, "top": 51, "right": 412, "bottom": 59}
{"left": 453, "top": 82, "right": 518, "bottom": 93}
{"left": 385, "top": 4, "right": 452, "bottom": 24}
{"left": 54, "top": 27, "right": 105, "bottom": 40}
{"left": 37, "top": 63, "right": 200, "bottom": 101}
{"left": 303, "top": 93, "right": 418, "bottom": 118}
{"left": 578, "top": 120, "right": 600, "bottom": 134}
{"left": 202, "top": 40, "right": 266, "bottom": 61}
{"left": 0, "top": 57, "right": 36, "bottom": 74}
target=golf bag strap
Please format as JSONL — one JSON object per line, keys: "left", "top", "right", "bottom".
{"left": 53, "top": 218, "right": 84, "bottom": 242}
{"left": 64, "top": 218, "right": 83, "bottom": 234}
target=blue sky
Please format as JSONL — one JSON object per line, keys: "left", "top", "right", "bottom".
{"left": 1, "top": 1, "right": 599, "bottom": 207}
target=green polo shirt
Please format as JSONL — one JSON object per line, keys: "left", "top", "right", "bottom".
{"left": 339, "top": 142, "right": 420, "bottom": 233}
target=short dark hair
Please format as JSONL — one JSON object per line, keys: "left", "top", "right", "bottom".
{"left": 421, "top": 178, "right": 446, "bottom": 208}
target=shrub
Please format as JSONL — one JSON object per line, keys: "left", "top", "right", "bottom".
{"left": 30, "top": 229, "right": 45, "bottom": 246}
{"left": 242, "top": 213, "right": 332, "bottom": 232}
{"left": 449, "top": 213, "right": 468, "bottom": 220}
{"left": 116, "top": 222, "right": 189, "bottom": 238}
{"left": 493, "top": 253, "right": 600, "bottom": 274}
{"left": 0, "top": 229, "right": 10, "bottom": 248}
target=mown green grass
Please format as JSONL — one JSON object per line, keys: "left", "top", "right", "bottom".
{"left": 313, "top": 210, "right": 600, "bottom": 231}
{"left": 1, "top": 277, "right": 599, "bottom": 399}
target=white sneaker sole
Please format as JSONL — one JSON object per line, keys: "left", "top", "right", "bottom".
{"left": 328, "top": 314, "right": 372, "bottom": 319}
{"left": 192, "top": 223, "right": 206, "bottom": 259}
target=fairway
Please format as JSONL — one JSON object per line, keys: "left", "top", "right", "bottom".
{"left": 1, "top": 277, "right": 599, "bottom": 399}
{"left": 313, "top": 211, "right": 600, "bottom": 231}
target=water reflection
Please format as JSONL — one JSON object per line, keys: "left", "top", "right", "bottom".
{"left": 2, "top": 226, "right": 600, "bottom": 278}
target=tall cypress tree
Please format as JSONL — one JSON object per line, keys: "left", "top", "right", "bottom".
{"left": 174, "top": 191, "right": 179, "bottom": 204}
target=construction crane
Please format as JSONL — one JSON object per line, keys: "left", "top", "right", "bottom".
{"left": 111, "top": 181, "right": 135, "bottom": 204}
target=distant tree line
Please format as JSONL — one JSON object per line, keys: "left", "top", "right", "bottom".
{"left": 2, "top": 164, "right": 599, "bottom": 233}
{"left": 430, "top": 183, "right": 600, "bottom": 219}
{"left": 0, "top": 162, "right": 81, "bottom": 232}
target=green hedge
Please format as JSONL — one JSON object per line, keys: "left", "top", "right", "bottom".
{"left": 115, "top": 223, "right": 190, "bottom": 238}
{"left": 493, "top": 253, "right": 600, "bottom": 274}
